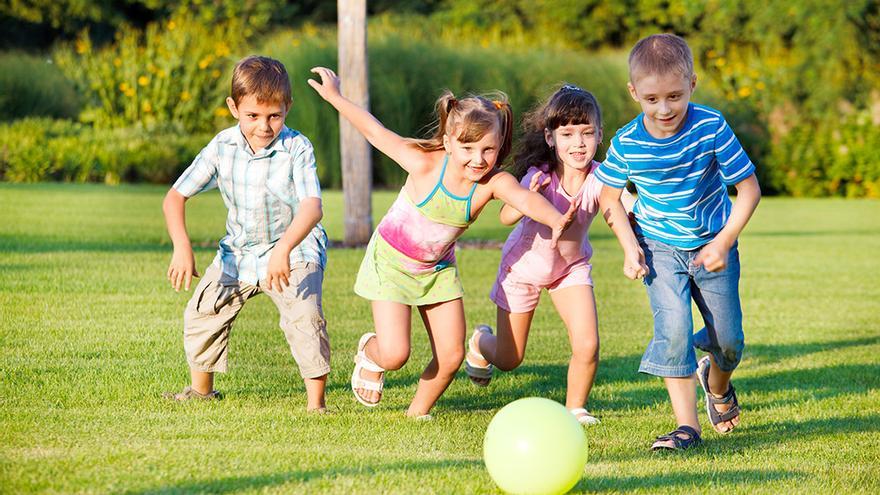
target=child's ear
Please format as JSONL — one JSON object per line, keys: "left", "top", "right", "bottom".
{"left": 627, "top": 82, "right": 639, "bottom": 103}
{"left": 690, "top": 74, "right": 697, "bottom": 92}
{"left": 226, "top": 97, "right": 239, "bottom": 119}
{"left": 442, "top": 134, "right": 451, "bottom": 153}
{"left": 544, "top": 128, "right": 554, "bottom": 148}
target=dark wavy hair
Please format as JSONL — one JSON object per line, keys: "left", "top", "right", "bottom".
{"left": 510, "top": 84, "right": 602, "bottom": 179}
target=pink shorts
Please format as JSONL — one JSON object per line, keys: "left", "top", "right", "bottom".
{"left": 489, "top": 262, "right": 593, "bottom": 313}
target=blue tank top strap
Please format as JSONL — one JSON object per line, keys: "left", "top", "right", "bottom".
{"left": 415, "top": 154, "right": 449, "bottom": 208}
{"left": 464, "top": 182, "right": 477, "bottom": 222}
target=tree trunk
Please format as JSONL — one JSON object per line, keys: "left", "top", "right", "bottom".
{"left": 337, "top": 0, "right": 372, "bottom": 246}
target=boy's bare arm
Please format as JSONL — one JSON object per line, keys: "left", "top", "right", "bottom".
{"left": 266, "top": 197, "right": 323, "bottom": 292}
{"left": 694, "top": 174, "right": 761, "bottom": 271}
{"left": 163, "top": 189, "right": 199, "bottom": 291}
{"left": 599, "top": 185, "right": 648, "bottom": 279}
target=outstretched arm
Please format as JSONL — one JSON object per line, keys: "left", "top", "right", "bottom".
{"left": 491, "top": 172, "right": 576, "bottom": 247}
{"left": 163, "top": 189, "right": 199, "bottom": 291}
{"left": 308, "top": 67, "right": 424, "bottom": 172}
{"left": 498, "top": 170, "right": 550, "bottom": 225}
{"left": 598, "top": 185, "right": 648, "bottom": 280}
{"left": 693, "top": 173, "right": 761, "bottom": 271}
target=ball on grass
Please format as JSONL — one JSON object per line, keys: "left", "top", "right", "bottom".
{"left": 483, "top": 397, "right": 588, "bottom": 495}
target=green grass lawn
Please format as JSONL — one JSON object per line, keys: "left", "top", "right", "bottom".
{"left": 1, "top": 183, "right": 879, "bottom": 494}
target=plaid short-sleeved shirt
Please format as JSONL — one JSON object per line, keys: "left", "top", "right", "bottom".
{"left": 173, "top": 125, "right": 328, "bottom": 285}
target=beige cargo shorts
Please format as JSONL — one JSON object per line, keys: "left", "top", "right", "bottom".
{"left": 182, "top": 262, "right": 330, "bottom": 378}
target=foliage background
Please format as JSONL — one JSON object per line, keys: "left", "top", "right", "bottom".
{"left": 1, "top": 0, "right": 879, "bottom": 196}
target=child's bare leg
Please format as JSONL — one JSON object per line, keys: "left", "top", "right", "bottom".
{"left": 472, "top": 307, "right": 534, "bottom": 373}
{"left": 549, "top": 285, "right": 599, "bottom": 411}
{"left": 304, "top": 374, "right": 327, "bottom": 411}
{"left": 652, "top": 376, "right": 701, "bottom": 448}
{"left": 190, "top": 369, "right": 214, "bottom": 395}
{"left": 706, "top": 354, "right": 739, "bottom": 431}
{"left": 406, "top": 299, "right": 467, "bottom": 417}
{"left": 355, "top": 300, "right": 412, "bottom": 404}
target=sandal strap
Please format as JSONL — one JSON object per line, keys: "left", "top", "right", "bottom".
{"left": 653, "top": 425, "right": 701, "bottom": 449}
{"left": 352, "top": 376, "right": 383, "bottom": 392}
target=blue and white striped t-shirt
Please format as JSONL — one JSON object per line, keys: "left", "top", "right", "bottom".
{"left": 173, "top": 125, "right": 328, "bottom": 285}
{"left": 595, "top": 103, "right": 755, "bottom": 250}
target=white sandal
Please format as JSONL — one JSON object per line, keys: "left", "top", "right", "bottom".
{"left": 465, "top": 324, "right": 494, "bottom": 387}
{"left": 351, "top": 332, "right": 385, "bottom": 407}
{"left": 570, "top": 408, "right": 600, "bottom": 426}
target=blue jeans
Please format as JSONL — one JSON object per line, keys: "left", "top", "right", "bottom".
{"left": 638, "top": 236, "right": 744, "bottom": 377}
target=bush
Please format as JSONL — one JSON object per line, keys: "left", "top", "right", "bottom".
{"left": 0, "top": 52, "right": 80, "bottom": 120}
{"left": 0, "top": 118, "right": 211, "bottom": 184}
{"left": 53, "top": 8, "right": 248, "bottom": 133}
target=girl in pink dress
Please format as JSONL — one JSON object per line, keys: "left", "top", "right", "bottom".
{"left": 466, "top": 84, "right": 632, "bottom": 425}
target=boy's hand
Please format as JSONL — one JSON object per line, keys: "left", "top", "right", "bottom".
{"left": 307, "top": 67, "right": 341, "bottom": 101}
{"left": 266, "top": 246, "right": 292, "bottom": 292}
{"left": 528, "top": 171, "right": 551, "bottom": 192}
{"left": 550, "top": 196, "right": 581, "bottom": 249}
{"left": 622, "top": 248, "right": 649, "bottom": 280}
{"left": 694, "top": 238, "right": 732, "bottom": 272}
{"left": 167, "top": 248, "right": 199, "bottom": 292}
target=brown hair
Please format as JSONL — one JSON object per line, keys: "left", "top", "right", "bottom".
{"left": 511, "top": 84, "right": 602, "bottom": 179}
{"left": 407, "top": 90, "right": 514, "bottom": 166}
{"left": 230, "top": 55, "right": 292, "bottom": 108}
{"left": 628, "top": 33, "right": 694, "bottom": 82}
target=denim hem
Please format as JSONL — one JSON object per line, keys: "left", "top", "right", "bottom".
{"left": 639, "top": 360, "right": 697, "bottom": 377}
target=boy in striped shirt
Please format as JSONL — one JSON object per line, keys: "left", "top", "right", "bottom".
{"left": 596, "top": 34, "right": 761, "bottom": 450}
{"left": 162, "top": 56, "right": 330, "bottom": 412}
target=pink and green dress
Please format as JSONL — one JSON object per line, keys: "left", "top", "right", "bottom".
{"left": 354, "top": 156, "right": 476, "bottom": 305}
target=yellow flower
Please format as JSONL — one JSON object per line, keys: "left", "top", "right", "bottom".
{"left": 198, "top": 56, "right": 213, "bottom": 69}
{"left": 180, "top": 91, "right": 192, "bottom": 102}
{"left": 211, "top": 69, "right": 221, "bottom": 79}
{"left": 214, "top": 107, "right": 228, "bottom": 117}
{"left": 756, "top": 81, "right": 766, "bottom": 90}
{"left": 168, "top": 20, "right": 176, "bottom": 30}
{"left": 138, "top": 75, "right": 150, "bottom": 86}
{"left": 124, "top": 88, "right": 136, "bottom": 97}
{"left": 214, "top": 43, "right": 230, "bottom": 57}
{"left": 737, "top": 87, "right": 752, "bottom": 98}
{"left": 142, "top": 101, "right": 153, "bottom": 113}
{"left": 75, "top": 39, "right": 88, "bottom": 54}
{"left": 119, "top": 82, "right": 130, "bottom": 92}
{"left": 714, "top": 57, "right": 726, "bottom": 68}
{"left": 291, "top": 39, "right": 301, "bottom": 47}
{"left": 113, "top": 58, "right": 122, "bottom": 67}
{"left": 706, "top": 49, "right": 717, "bottom": 58}
{"left": 157, "top": 69, "right": 167, "bottom": 79}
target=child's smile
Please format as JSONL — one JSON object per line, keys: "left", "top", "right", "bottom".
{"left": 226, "top": 94, "right": 289, "bottom": 152}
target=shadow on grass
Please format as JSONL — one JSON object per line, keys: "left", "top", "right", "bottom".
{"left": 124, "top": 459, "right": 481, "bottom": 494}
{"left": 572, "top": 468, "right": 803, "bottom": 493}
{"left": 436, "top": 335, "right": 880, "bottom": 414}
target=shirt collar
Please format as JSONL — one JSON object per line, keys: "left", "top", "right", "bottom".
{"left": 234, "top": 125, "right": 289, "bottom": 157}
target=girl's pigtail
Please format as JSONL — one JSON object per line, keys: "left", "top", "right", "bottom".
{"left": 493, "top": 99, "right": 514, "bottom": 166}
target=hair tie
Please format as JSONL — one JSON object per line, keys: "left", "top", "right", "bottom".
{"left": 446, "top": 98, "right": 457, "bottom": 113}
{"left": 492, "top": 100, "right": 505, "bottom": 110}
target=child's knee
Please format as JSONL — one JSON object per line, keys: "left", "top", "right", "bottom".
{"left": 376, "top": 348, "right": 410, "bottom": 370}
{"left": 571, "top": 340, "right": 599, "bottom": 365}
{"left": 495, "top": 353, "right": 524, "bottom": 372}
